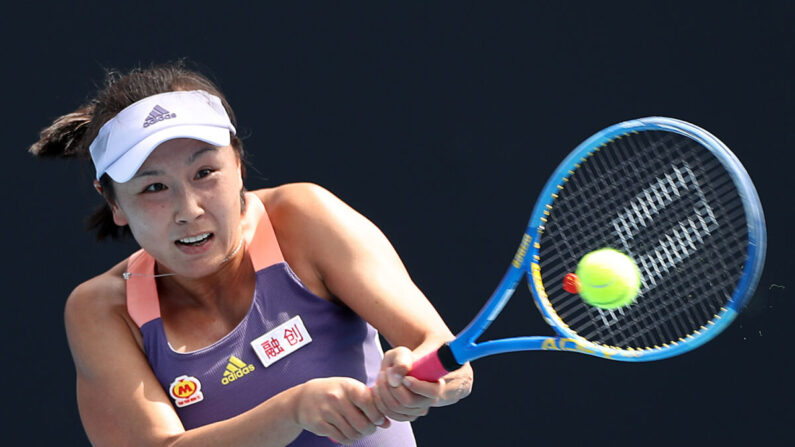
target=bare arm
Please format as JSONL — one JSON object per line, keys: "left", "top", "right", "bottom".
{"left": 66, "top": 274, "right": 385, "bottom": 447}
{"left": 259, "top": 184, "right": 473, "bottom": 421}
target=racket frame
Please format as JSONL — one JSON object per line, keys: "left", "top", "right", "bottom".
{"left": 445, "top": 116, "right": 767, "bottom": 365}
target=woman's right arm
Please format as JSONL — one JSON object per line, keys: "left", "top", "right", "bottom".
{"left": 65, "top": 275, "right": 386, "bottom": 447}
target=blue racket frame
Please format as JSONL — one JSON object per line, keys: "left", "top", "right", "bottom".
{"left": 447, "top": 117, "right": 767, "bottom": 363}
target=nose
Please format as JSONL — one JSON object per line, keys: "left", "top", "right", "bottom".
{"left": 174, "top": 186, "right": 205, "bottom": 224}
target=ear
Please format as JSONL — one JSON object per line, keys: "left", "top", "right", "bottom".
{"left": 232, "top": 145, "right": 247, "bottom": 181}
{"left": 111, "top": 204, "right": 129, "bottom": 227}
{"left": 95, "top": 180, "right": 129, "bottom": 226}
{"left": 234, "top": 158, "right": 245, "bottom": 189}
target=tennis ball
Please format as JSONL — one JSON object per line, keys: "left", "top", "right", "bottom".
{"left": 575, "top": 248, "right": 641, "bottom": 309}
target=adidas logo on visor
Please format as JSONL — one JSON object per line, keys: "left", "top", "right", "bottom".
{"left": 143, "top": 105, "right": 176, "bottom": 128}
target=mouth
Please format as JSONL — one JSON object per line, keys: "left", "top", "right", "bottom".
{"left": 175, "top": 232, "right": 214, "bottom": 247}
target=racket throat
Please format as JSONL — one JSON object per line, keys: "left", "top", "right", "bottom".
{"left": 436, "top": 343, "right": 463, "bottom": 372}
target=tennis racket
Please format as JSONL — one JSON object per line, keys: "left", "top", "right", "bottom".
{"left": 410, "top": 116, "right": 766, "bottom": 381}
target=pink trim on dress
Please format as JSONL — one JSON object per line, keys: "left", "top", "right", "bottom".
{"left": 244, "top": 193, "right": 284, "bottom": 271}
{"left": 125, "top": 249, "right": 160, "bottom": 327}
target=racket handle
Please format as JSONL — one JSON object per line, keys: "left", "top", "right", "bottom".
{"left": 408, "top": 344, "right": 461, "bottom": 381}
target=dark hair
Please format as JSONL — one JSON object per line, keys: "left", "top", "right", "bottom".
{"left": 29, "top": 61, "right": 246, "bottom": 240}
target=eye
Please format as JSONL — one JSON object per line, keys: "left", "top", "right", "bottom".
{"left": 196, "top": 168, "right": 214, "bottom": 179}
{"left": 142, "top": 183, "right": 167, "bottom": 193}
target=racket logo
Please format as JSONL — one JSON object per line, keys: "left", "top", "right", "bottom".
{"left": 541, "top": 338, "right": 631, "bottom": 359}
{"left": 511, "top": 234, "right": 533, "bottom": 269}
{"left": 530, "top": 263, "right": 547, "bottom": 299}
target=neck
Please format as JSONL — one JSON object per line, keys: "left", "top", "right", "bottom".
{"left": 155, "top": 243, "right": 256, "bottom": 314}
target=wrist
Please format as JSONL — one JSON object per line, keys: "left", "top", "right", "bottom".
{"left": 284, "top": 382, "right": 307, "bottom": 430}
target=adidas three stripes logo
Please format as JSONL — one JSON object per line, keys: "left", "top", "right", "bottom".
{"left": 143, "top": 105, "right": 177, "bottom": 128}
{"left": 221, "top": 356, "right": 256, "bottom": 385}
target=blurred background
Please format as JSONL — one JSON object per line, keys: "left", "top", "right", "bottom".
{"left": 2, "top": 2, "right": 792, "bottom": 445}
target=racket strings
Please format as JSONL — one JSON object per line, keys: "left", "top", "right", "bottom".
{"left": 536, "top": 130, "right": 748, "bottom": 350}
{"left": 621, "top": 136, "right": 744, "bottom": 343}
{"left": 601, "top": 133, "right": 745, "bottom": 345}
{"left": 582, "top": 133, "right": 699, "bottom": 347}
{"left": 604, "top": 260, "right": 730, "bottom": 346}
{"left": 545, "top": 134, "right": 698, "bottom": 262}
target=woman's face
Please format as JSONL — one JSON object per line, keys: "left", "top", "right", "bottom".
{"left": 110, "top": 138, "right": 244, "bottom": 278}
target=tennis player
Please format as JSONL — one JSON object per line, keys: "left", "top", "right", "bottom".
{"left": 31, "top": 62, "right": 472, "bottom": 446}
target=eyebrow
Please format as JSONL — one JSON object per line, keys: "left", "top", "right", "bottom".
{"left": 132, "top": 146, "right": 219, "bottom": 180}
{"left": 133, "top": 169, "right": 163, "bottom": 179}
{"left": 188, "top": 146, "right": 218, "bottom": 164}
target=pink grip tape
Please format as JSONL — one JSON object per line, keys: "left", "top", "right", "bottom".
{"left": 409, "top": 349, "right": 450, "bottom": 381}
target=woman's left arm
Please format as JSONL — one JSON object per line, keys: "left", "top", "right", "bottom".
{"left": 260, "top": 184, "right": 473, "bottom": 421}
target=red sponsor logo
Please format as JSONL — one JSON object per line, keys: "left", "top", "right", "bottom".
{"left": 169, "top": 375, "right": 204, "bottom": 408}
{"left": 284, "top": 324, "right": 305, "bottom": 346}
{"left": 260, "top": 338, "right": 285, "bottom": 359}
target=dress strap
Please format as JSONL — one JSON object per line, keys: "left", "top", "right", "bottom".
{"left": 244, "top": 192, "right": 285, "bottom": 271}
{"left": 125, "top": 249, "right": 160, "bottom": 327}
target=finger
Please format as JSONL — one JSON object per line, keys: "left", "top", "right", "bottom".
{"left": 383, "top": 348, "right": 414, "bottom": 387}
{"left": 383, "top": 375, "right": 441, "bottom": 410}
{"left": 349, "top": 386, "right": 389, "bottom": 428}
{"left": 373, "top": 372, "right": 404, "bottom": 417}
{"left": 401, "top": 376, "right": 445, "bottom": 400}
{"left": 372, "top": 374, "right": 393, "bottom": 418}
{"left": 340, "top": 398, "right": 379, "bottom": 437}
{"left": 326, "top": 409, "right": 364, "bottom": 444}
{"left": 385, "top": 389, "right": 431, "bottom": 417}
{"left": 384, "top": 382, "right": 434, "bottom": 410}
{"left": 376, "top": 375, "right": 430, "bottom": 419}
{"left": 318, "top": 422, "right": 349, "bottom": 446}
{"left": 388, "top": 395, "right": 433, "bottom": 413}
{"left": 373, "top": 373, "right": 417, "bottom": 422}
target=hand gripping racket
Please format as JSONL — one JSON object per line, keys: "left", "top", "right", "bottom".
{"left": 410, "top": 117, "right": 766, "bottom": 381}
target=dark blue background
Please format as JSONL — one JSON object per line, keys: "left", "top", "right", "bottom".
{"left": 3, "top": 2, "right": 792, "bottom": 445}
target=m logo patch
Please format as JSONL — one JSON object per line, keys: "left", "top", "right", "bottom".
{"left": 168, "top": 375, "right": 204, "bottom": 408}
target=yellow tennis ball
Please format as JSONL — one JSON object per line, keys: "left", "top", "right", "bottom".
{"left": 575, "top": 248, "right": 641, "bottom": 309}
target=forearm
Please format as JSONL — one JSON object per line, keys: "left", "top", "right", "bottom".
{"left": 167, "top": 377, "right": 384, "bottom": 447}
{"left": 167, "top": 385, "right": 303, "bottom": 447}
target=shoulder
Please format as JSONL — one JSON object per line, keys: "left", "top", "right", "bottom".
{"left": 249, "top": 183, "right": 383, "bottom": 301}
{"left": 253, "top": 182, "right": 348, "bottom": 219}
{"left": 252, "top": 183, "right": 368, "bottom": 241}
{"left": 66, "top": 261, "right": 128, "bottom": 318}
{"left": 65, "top": 260, "right": 142, "bottom": 362}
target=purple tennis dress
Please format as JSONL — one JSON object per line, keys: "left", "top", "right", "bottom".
{"left": 125, "top": 195, "right": 416, "bottom": 446}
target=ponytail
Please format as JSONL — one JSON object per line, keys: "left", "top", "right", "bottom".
{"left": 29, "top": 103, "right": 133, "bottom": 240}
{"left": 28, "top": 105, "right": 95, "bottom": 159}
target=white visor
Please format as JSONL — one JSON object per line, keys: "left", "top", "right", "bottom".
{"left": 89, "top": 90, "right": 236, "bottom": 182}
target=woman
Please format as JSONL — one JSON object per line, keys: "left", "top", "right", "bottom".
{"left": 31, "top": 63, "right": 472, "bottom": 446}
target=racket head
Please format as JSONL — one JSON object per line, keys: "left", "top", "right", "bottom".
{"left": 524, "top": 117, "right": 766, "bottom": 361}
